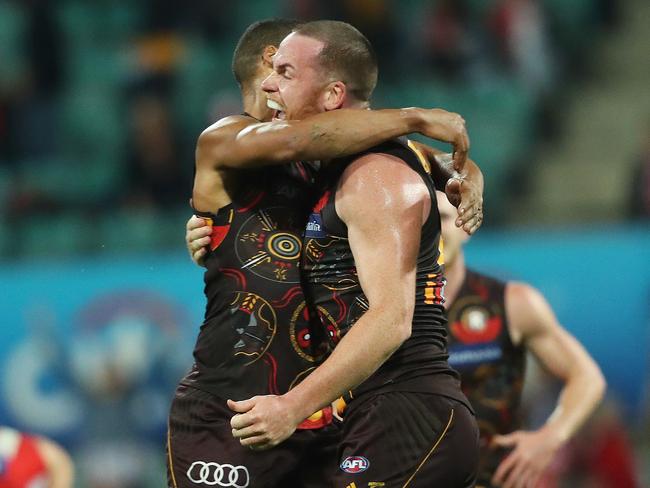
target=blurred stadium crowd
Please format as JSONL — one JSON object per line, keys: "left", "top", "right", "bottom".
{"left": 0, "top": 1, "right": 648, "bottom": 487}
{"left": 1, "top": 0, "right": 645, "bottom": 260}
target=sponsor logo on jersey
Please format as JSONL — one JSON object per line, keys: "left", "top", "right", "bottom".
{"left": 340, "top": 456, "right": 370, "bottom": 474}
{"left": 305, "top": 213, "right": 326, "bottom": 238}
{"left": 448, "top": 344, "right": 503, "bottom": 368}
{"left": 451, "top": 305, "right": 502, "bottom": 344}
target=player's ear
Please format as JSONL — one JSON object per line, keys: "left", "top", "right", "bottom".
{"left": 322, "top": 81, "right": 346, "bottom": 111}
{"left": 262, "top": 45, "right": 277, "bottom": 69}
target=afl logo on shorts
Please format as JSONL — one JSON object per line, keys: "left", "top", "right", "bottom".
{"left": 340, "top": 456, "right": 370, "bottom": 473}
{"left": 186, "top": 461, "right": 249, "bottom": 487}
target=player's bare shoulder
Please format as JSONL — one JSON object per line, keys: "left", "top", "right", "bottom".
{"left": 195, "top": 114, "right": 261, "bottom": 170}
{"left": 336, "top": 152, "right": 430, "bottom": 224}
{"left": 505, "top": 281, "right": 558, "bottom": 344}
{"left": 198, "top": 114, "right": 255, "bottom": 146}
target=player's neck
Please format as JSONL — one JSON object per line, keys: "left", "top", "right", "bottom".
{"left": 443, "top": 252, "right": 466, "bottom": 308}
{"left": 241, "top": 87, "right": 272, "bottom": 121}
{"left": 343, "top": 98, "right": 370, "bottom": 110}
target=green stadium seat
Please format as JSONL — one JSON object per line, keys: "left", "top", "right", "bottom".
{"left": 234, "top": 0, "right": 283, "bottom": 28}
{"left": 20, "top": 213, "right": 90, "bottom": 257}
{"left": 0, "top": 2, "right": 26, "bottom": 84}
{"left": 174, "top": 41, "right": 235, "bottom": 134}
{"left": 98, "top": 210, "right": 168, "bottom": 253}
{"left": 17, "top": 157, "right": 122, "bottom": 205}
{"left": 0, "top": 218, "right": 9, "bottom": 257}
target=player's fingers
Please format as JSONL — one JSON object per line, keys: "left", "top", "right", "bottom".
{"left": 192, "top": 247, "right": 207, "bottom": 264}
{"left": 526, "top": 468, "right": 543, "bottom": 488}
{"left": 502, "top": 457, "right": 527, "bottom": 488}
{"left": 492, "top": 432, "right": 519, "bottom": 448}
{"left": 227, "top": 398, "right": 256, "bottom": 414}
{"left": 239, "top": 435, "right": 269, "bottom": 448}
{"left": 467, "top": 217, "right": 482, "bottom": 235}
{"left": 191, "top": 235, "right": 211, "bottom": 252}
{"left": 230, "top": 413, "right": 256, "bottom": 430}
{"left": 452, "top": 147, "right": 468, "bottom": 171}
{"left": 456, "top": 203, "right": 475, "bottom": 226}
{"left": 453, "top": 131, "right": 469, "bottom": 170}
{"left": 187, "top": 215, "right": 206, "bottom": 231}
{"left": 445, "top": 180, "right": 462, "bottom": 209}
{"left": 462, "top": 219, "right": 476, "bottom": 235}
{"left": 231, "top": 425, "right": 264, "bottom": 440}
{"left": 512, "top": 465, "right": 533, "bottom": 488}
{"left": 188, "top": 226, "right": 213, "bottom": 243}
{"left": 492, "top": 451, "right": 517, "bottom": 486}
{"left": 462, "top": 210, "right": 482, "bottom": 233}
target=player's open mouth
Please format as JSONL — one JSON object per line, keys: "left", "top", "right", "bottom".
{"left": 267, "top": 99, "right": 286, "bottom": 121}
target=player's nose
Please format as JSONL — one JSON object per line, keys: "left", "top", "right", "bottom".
{"left": 261, "top": 72, "right": 278, "bottom": 93}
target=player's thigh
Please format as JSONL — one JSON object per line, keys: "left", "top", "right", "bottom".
{"left": 167, "top": 386, "right": 301, "bottom": 488}
{"left": 332, "top": 392, "right": 479, "bottom": 488}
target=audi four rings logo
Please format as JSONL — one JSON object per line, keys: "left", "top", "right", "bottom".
{"left": 186, "top": 461, "right": 250, "bottom": 487}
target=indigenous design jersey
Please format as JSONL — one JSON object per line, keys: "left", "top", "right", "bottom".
{"left": 0, "top": 427, "right": 48, "bottom": 488}
{"left": 180, "top": 161, "right": 326, "bottom": 401}
{"left": 302, "top": 138, "right": 467, "bottom": 401}
{"left": 446, "top": 269, "right": 526, "bottom": 483}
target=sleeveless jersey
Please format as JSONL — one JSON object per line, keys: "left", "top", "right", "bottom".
{"left": 446, "top": 269, "right": 526, "bottom": 482}
{"left": 302, "top": 138, "right": 467, "bottom": 402}
{"left": 0, "top": 427, "right": 48, "bottom": 488}
{"left": 180, "top": 160, "right": 327, "bottom": 402}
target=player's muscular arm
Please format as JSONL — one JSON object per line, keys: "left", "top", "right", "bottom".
{"left": 411, "top": 140, "right": 484, "bottom": 234}
{"left": 492, "top": 283, "right": 606, "bottom": 488}
{"left": 197, "top": 108, "right": 468, "bottom": 170}
{"left": 228, "top": 154, "right": 426, "bottom": 449}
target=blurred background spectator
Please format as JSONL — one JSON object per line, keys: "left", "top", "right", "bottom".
{"left": 0, "top": 1, "right": 648, "bottom": 486}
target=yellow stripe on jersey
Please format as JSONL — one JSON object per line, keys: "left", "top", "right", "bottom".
{"left": 407, "top": 139, "right": 431, "bottom": 174}
{"left": 438, "top": 237, "right": 445, "bottom": 266}
{"left": 166, "top": 424, "right": 178, "bottom": 488}
{"left": 424, "top": 272, "right": 439, "bottom": 305}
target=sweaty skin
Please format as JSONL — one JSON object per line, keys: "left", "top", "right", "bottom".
{"left": 229, "top": 152, "right": 431, "bottom": 449}
{"left": 438, "top": 193, "right": 606, "bottom": 488}
{"left": 193, "top": 107, "right": 473, "bottom": 214}
{"left": 187, "top": 144, "right": 483, "bottom": 265}
{"left": 193, "top": 28, "right": 482, "bottom": 449}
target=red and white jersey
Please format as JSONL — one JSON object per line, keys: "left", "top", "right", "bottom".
{"left": 0, "top": 427, "right": 48, "bottom": 488}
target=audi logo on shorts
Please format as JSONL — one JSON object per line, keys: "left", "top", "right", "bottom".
{"left": 186, "top": 461, "right": 250, "bottom": 487}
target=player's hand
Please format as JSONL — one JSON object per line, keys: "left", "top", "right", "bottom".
{"left": 491, "top": 428, "right": 563, "bottom": 488}
{"left": 445, "top": 177, "right": 483, "bottom": 235}
{"left": 186, "top": 215, "right": 212, "bottom": 267}
{"left": 228, "top": 395, "right": 300, "bottom": 450}
{"left": 416, "top": 109, "right": 469, "bottom": 170}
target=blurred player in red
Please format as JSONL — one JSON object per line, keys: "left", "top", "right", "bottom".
{"left": 0, "top": 426, "right": 74, "bottom": 488}
{"left": 436, "top": 191, "right": 606, "bottom": 488}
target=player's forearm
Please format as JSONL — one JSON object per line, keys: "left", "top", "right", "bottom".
{"left": 283, "top": 308, "right": 410, "bottom": 421}
{"left": 543, "top": 363, "right": 606, "bottom": 443}
{"left": 234, "top": 108, "right": 423, "bottom": 167}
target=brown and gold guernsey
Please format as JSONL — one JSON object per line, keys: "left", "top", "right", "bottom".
{"left": 179, "top": 160, "right": 327, "bottom": 403}
{"left": 302, "top": 138, "right": 469, "bottom": 404}
{"left": 446, "top": 269, "right": 526, "bottom": 485}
